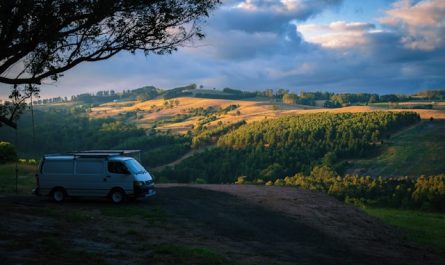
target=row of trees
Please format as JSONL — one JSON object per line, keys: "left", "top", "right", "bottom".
{"left": 158, "top": 112, "right": 421, "bottom": 183}
{"left": 265, "top": 166, "right": 445, "bottom": 211}
{"left": 280, "top": 92, "right": 412, "bottom": 107}
{"left": 24, "top": 87, "right": 444, "bottom": 110}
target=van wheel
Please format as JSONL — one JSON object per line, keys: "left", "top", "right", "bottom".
{"left": 109, "top": 189, "right": 125, "bottom": 204}
{"left": 51, "top": 188, "right": 66, "bottom": 203}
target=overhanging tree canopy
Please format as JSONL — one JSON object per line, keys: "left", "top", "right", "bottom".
{"left": 0, "top": 0, "right": 220, "bottom": 128}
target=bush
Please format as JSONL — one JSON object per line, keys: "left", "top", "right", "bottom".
{"left": 0, "top": 142, "right": 17, "bottom": 164}
{"left": 195, "top": 178, "right": 208, "bottom": 184}
{"left": 235, "top": 176, "right": 247, "bottom": 184}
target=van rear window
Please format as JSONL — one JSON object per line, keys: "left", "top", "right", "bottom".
{"left": 43, "top": 160, "right": 73, "bottom": 174}
{"left": 76, "top": 160, "right": 104, "bottom": 175}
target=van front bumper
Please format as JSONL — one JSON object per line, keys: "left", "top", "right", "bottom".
{"left": 134, "top": 185, "right": 156, "bottom": 198}
{"left": 144, "top": 189, "right": 156, "bottom": 197}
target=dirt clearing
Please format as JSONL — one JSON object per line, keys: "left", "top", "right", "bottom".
{"left": 0, "top": 184, "right": 443, "bottom": 265}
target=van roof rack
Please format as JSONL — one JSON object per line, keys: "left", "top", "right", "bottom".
{"left": 77, "top": 150, "right": 141, "bottom": 155}
{"left": 44, "top": 150, "right": 141, "bottom": 160}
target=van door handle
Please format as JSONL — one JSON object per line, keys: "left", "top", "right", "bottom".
{"left": 106, "top": 175, "right": 111, "bottom": 178}
{"left": 103, "top": 178, "right": 107, "bottom": 182}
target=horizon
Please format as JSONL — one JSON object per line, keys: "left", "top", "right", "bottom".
{"left": 4, "top": 84, "right": 443, "bottom": 103}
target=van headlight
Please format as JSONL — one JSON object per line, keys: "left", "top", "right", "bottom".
{"left": 133, "top": 181, "right": 144, "bottom": 187}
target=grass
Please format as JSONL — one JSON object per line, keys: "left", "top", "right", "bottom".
{"left": 365, "top": 208, "right": 445, "bottom": 251}
{"left": 151, "top": 244, "right": 237, "bottom": 265}
{"left": 2, "top": 232, "right": 109, "bottom": 265}
{"left": 346, "top": 120, "right": 445, "bottom": 177}
{"left": 32, "top": 207, "right": 92, "bottom": 222}
{"left": 101, "top": 205, "right": 166, "bottom": 222}
{"left": 0, "top": 163, "right": 37, "bottom": 194}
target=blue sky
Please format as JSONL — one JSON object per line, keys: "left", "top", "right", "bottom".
{"left": 2, "top": 0, "right": 444, "bottom": 98}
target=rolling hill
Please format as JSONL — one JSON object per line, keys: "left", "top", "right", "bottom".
{"left": 89, "top": 96, "right": 445, "bottom": 134}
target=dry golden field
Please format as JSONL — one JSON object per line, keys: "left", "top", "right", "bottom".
{"left": 90, "top": 97, "right": 445, "bottom": 134}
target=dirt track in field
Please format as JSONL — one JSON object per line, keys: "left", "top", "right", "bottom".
{"left": 0, "top": 184, "right": 444, "bottom": 265}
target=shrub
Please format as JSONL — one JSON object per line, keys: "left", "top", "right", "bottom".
{"left": 0, "top": 142, "right": 17, "bottom": 164}
{"left": 235, "top": 176, "right": 247, "bottom": 184}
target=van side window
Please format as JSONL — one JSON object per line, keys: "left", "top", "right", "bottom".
{"left": 76, "top": 160, "right": 104, "bottom": 175}
{"left": 108, "top": 161, "right": 129, "bottom": 174}
{"left": 43, "top": 160, "right": 73, "bottom": 174}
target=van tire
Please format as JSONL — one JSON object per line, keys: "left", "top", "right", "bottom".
{"left": 109, "top": 188, "right": 126, "bottom": 204}
{"left": 51, "top": 188, "right": 66, "bottom": 203}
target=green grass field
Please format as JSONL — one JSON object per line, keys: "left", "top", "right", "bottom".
{"left": 346, "top": 120, "right": 445, "bottom": 177}
{"left": 365, "top": 208, "right": 445, "bottom": 251}
{"left": 0, "top": 163, "right": 37, "bottom": 194}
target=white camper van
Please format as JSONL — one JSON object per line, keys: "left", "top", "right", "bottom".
{"left": 34, "top": 150, "right": 155, "bottom": 203}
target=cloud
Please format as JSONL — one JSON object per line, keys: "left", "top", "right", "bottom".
{"left": 2, "top": 0, "right": 445, "bottom": 99}
{"left": 234, "top": 0, "right": 342, "bottom": 14}
{"left": 379, "top": 0, "right": 445, "bottom": 51}
{"left": 298, "top": 21, "right": 376, "bottom": 48}
{"left": 211, "top": 0, "right": 343, "bottom": 33}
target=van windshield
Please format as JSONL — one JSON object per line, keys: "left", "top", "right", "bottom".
{"left": 125, "top": 159, "right": 147, "bottom": 175}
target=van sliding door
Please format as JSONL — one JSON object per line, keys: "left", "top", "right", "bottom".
{"left": 73, "top": 159, "right": 106, "bottom": 197}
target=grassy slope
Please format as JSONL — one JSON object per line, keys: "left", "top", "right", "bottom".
{"left": 346, "top": 120, "right": 445, "bottom": 177}
{"left": 365, "top": 208, "right": 445, "bottom": 251}
{"left": 90, "top": 97, "right": 314, "bottom": 134}
{"left": 0, "top": 163, "right": 37, "bottom": 194}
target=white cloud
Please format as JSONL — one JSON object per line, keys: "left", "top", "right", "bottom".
{"left": 234, "top": 0, "right": 342, "bottom": 15}
{"left": 236, "top": 0, "right": 305, "bottom": 13}
{"left": 379, "top": 0, "right": 445, "bottom": 51}
{"left": 298, "top": 21, "right": 376, "bottom": 48}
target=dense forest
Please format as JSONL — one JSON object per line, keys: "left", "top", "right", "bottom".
{"left": 160, "top": 112, "right": 421, "bottom": 183}
{"left": 0, "top": 109, "right": 190, "bottom": 168}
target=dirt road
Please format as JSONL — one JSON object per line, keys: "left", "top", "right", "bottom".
{"left": 0, "top": 184, "right": 443, "bottom": 265}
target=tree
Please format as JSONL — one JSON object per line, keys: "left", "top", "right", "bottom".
{"left": 0, "top": 0, "right": 220, "bottom": 128}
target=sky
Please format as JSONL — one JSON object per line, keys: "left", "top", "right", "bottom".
{"left": 1, "top": 0, "right": 445, "bottom": 98}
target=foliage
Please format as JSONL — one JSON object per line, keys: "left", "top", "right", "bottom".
{"left": 195, "top": 90, "right": 256, "bottom": 100}
{"left": 271, "top": 170, "right": 445, "bottom": 211}
{"left": 192, "top": 120, "right": 246, "bottom": 148}
{"left": 159, "top": 112, "right": 420, "bottom": 183}
{"left": 413, "top": 89, "right": 445, "bottom": 100}
{"left": 0, "top": 1, "right": 220, "bottom": 86}
{"left": 0, "top": 1, "right": 220, "bottom": 128}
{"left": 163, "top": 84, "right": 196, "bottom": 99}
{"left": 67, "top": 86, "right": 163, "bottom": 104}
{"left": 347, "top": 120, "right": 445, "bottom": 177}
{"left": 0, "top": 109, "right": 191, "bottom": 168}
{"left": 235, "top": 176, "right": 247, "bottom": 184}
{"left": 0, "top": 163, "right": 36, "bottom": 194}
{"left": 0, "top": 141, "right": 17, "bottom": 163}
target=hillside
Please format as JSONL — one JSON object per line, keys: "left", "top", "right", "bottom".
{"left": 90, "top": 97, "right": 318, "bottom": 134}
{"left": 346, "top": 119, "right": 445, "bottom": 177}
{"left": 1, "top": 185, "right": 444, "bottom": 265}
{"left": 89, "top": 97, "right": 445, "bottom": 134}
